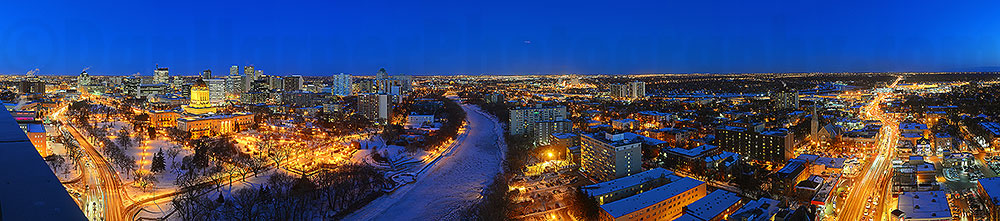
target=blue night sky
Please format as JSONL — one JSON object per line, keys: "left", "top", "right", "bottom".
{"left": 2, "top": 0, "right": 1000, "bottom": 76}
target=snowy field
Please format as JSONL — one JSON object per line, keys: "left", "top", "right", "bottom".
{"left": 345, "top": 104, "right": 506, "bottom": 220}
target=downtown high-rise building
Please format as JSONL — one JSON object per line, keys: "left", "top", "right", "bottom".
{"left": 202, "top": 69, "right": 212, "bottom": 79}
{"left": 205, "top": 78, "right": 226, "bottom": 105}
{"left": 267, "top": 75, "right": 283, "bottom": 91}
{"left": 77, "top": 71, "right": 91, "bottom": 89}
{"left": 283, "top": 75, "right": 303, "bottom": 92}
{"left": 230, "top": 65, "right": 238, "bottom": 76}
{"left": 153, "top": 66, "right": 169, "bottom": 84}
{"left": 244, "top": 65, "right": 255, "bottom": 80}
{"left": 332, "top": 73, "right": 352, "bottom": 96}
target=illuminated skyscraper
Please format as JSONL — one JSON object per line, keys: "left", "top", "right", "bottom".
{"left": 153, "top": 66, "right": 169, "bottom": 84}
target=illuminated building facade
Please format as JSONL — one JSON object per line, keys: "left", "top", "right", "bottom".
{"left": 581, "top": 132, "right": 643, "bottom": 182}
{"left": 176, "top": 113, "right": 255, "bottom": 139}
{"left": 182, "top": 79, "right": 217, "bottom": 115}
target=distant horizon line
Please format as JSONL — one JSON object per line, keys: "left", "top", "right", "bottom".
{"left": 3, "top": 70, "right": 1000, "bottom": 77}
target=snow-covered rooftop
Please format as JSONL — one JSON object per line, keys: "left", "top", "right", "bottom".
{"left": 979, "top": 177, "right": 1000, "bottom": 206}
{"left": 667, "top": 144, "right": 719, "bottom": 158}
{"left": 685, "top": 190, "right": 742, "bottom": 220}
{"left": 896, "top": 191, "right": 951, "bottom": 220}
{"left": 599, "top": 177, "right": 704, "bottom": 218}
{"left": 583, "top": 168, "right": 678, "bottom": 197}
{"left": 729, "top": 197, "right": 780, "bottom": 221}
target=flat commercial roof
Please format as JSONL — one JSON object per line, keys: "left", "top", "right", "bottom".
{"left": 896, "top": 191, "right": 951, "bottom": 220}
{"left": 685, "top": 190, "right": 741, "bottom": 220}
{"left": 600, "top": 177, "right": 704, "bottom": 218}
{"left": 0, "top": 108, "right": 86, "bottom": 219}
{"left": 978, "top": 177, "right": 1000, "bottom": 206}
{"left": 583, "top": 168, "right": 677, "bottom": 197}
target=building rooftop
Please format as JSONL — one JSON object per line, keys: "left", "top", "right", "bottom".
{"left": 584, "top": 132, "right": 643, "bottom": 147}
{"left": 729, "top": 197, "right": 780, "bottom": 221}
{"left": 895, "top": 191, "right": 951, "bottom": 220}
{"left": 978, "top": 177, "right": 1000, "bottom": 206}
{"left": 672, "top": 214, "right": 702, "bottom": 221}
{"left": 667, "top": 144, "right": 719, "bottom": 158}
{"left": 777, "top": 159, "right": 806, "bottom": 178}
{"left": 685, "top": 190, "right": 742, "bottom": 221}
{"left": 599, "top": 177, "right": 704, "bottom": 218}
{"left": 0, "top": 108, "right": 87, "bottom": 219}
{"left": 582, "top": 168, "right": 678, "bottom": 198}
{"left": 899, "top": 122, "right": 929, "bottom": 131}
{"left": 551, "top": 132, "right": 577, "bottom": 139}
{"left": 26, "top": 123, "right": 45, "bottom": 133}
{"left": 980, "top": 122, "right": 1000, "bottom": 136}
{"left": 760, "top": 128, "right": 790, "bottom": 137}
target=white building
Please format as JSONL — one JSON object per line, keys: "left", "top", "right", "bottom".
{"left": 406, "top": 114, "right": 435, "bottom": 129}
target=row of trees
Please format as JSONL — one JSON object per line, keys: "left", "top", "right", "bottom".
{"left": 171, "top": 164, "right": 389, "bottom": 220}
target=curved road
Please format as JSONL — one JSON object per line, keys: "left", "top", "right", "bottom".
{"left": 345, "top": 104, "right": 507, "bottom": 220}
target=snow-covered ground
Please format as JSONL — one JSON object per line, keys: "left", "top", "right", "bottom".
{"left": 345, "top": 104, "right": 507, "bottom": 220}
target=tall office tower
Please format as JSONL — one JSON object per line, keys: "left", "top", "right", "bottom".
{"left": 268, "top": 75, "right": 283, "bottom": 90}
{"left": 77, "top": 70, "right": 91, "bottom": 89}
{"left": 283, "top": 75, "right": 303, "bottom": 92}
{"left": 244, "top": 65, "right": 255, "bottom": 80}
{"left": 241, "top": 74, "right": 252, "bottom": 93}
{"left": 202, "top": 69, "right": 212, "bottom": 79}
{"left": 153, "top": 66, "right": 169, "bottom": 84}
{"left": 205, "top": 79, "right": 226, "bottom": 105}
{"left": 255, "top": 70, "right": 263, "bottom": 80}
{"left": 508, "top": 105, "right": 568, "bottom": 136}
{"left": 230, "top": 65, "right": 238, "bottom": 76}
{"left": 170, "top": 76, "right": 185, "bottom": 92}
{"left": 332, "top": 73, "right": 352, "bottom": 96}
{"left": 581, "top": 132, "right": 644, "bottom": 182}
{"left": 122, "top": 76, "right": 141, "bottom": 96}
{"left": 610, "top": 81, "right": 646, "bottom": 99}
{"left": 225, "top": 75, "right": 243, "bottom": 97}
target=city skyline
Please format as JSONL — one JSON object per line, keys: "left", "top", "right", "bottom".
{"left": 5, "top": 0, "right": 1000, "bottom": 75}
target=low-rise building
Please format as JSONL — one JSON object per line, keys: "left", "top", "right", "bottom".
{"left": 727, "top": 197, "right": 781, "bottom": 221}
{"left": 582, "top": 168, "right": 680, "bottom": 205}
{"left": 150, "top": 110, "right": 182, "bottom": 128}
{"left": 176, "top": 112, "right": 255, "bottom": 139}
{"left": 681, "top": 189, "right": 743, "bottom": 221}
{"left": 26, "top": 124, "right": 47, "bottom": 156}
{"left": 406, "top": 114, "right": 435, "bottom": 129}
{"left": 976, "top": 177, "right": 1000, "bottom": 220}
{"left": 892, "top": 191, "right": 951, "bottom": 221}
{"left": 597, "top": 176, "right": 706, "bottom": 221}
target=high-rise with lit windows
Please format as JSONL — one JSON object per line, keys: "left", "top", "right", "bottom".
{"left": 581, "top": 132, "right": 643, "bottom": 182}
